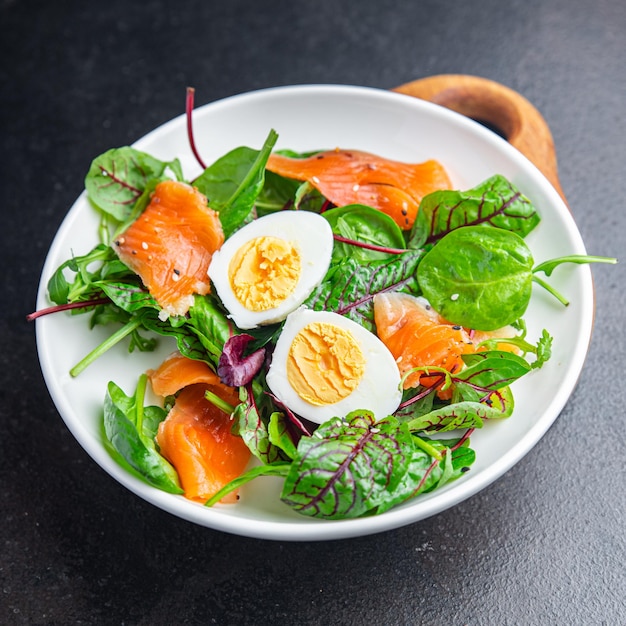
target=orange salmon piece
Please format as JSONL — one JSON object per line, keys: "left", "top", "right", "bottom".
{"left": 374, "top": 292, "right": 474, "bottom": 390}
{"left": 114, "top": 180, "right": 224, "bottom": 317}
{"left": 148, "top": 351, "right": 239, "bottom": 406}
{"left": 150, "top": 352, "right": 248, "bottom": 503}
{"left": 266, "top": 149, "right": 451, "bottom": 229}
{"left": 374, "top": 292, "right": 520, "bottom": 394}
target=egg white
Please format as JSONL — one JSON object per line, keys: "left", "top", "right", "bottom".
{"left": 266, "top": 307, "right": 403, "bottom": 424}
{"left": 208, "top": 211, "right": 334, "bottom": 329}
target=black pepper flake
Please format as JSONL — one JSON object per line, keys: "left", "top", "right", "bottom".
{"left": 131, "top": 250, "right": 137, "bottom": 255}
{"left": 452, "top": 325, "right": 462, "bottom": 330}
{"left": 173, "top": 268, "right": 180, "bottom": 275}
{"left": 460, "top": 466, "right": 470, "bottom": 473}
{"left": 401, "top": 208, "right": 408, "bottom": 216}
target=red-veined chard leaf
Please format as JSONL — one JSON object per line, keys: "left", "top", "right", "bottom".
{"left": 280, "top": 411, "right": 413, "bottom": 520}
{"left": 85, "top": 147, "right": 182, "bottom": 222}
{"left": 405, "top": 388, "right": 514, "bottom": 434}
{"left": 455, "top": 350, "right": 532, "bottom": 389}
{"left": 305, "top": 249, "right": 423, "bottom": 331}
{"left": 375, "top": 438, "right": 475, "bottom": 514}
{"left": 233, "top": 380, "right": 283, "bottom": 464}
{"left": 97, "top": 281, "right": 159, "bottom": 312}
{"left": 408, "top": 174, "right": 541, "bottom": 249}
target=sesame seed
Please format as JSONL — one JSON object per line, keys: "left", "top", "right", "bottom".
{"left": 141, "top": 242, "right": 149, "bottom": 250}
{"left": 352, "top": 184, "right": 360, "bottom": 192}
{"left": 312, "top": 176, "right": 320, "bottom": 184}
{"left": 451, "top": 293, "right": 459, "bottom": 301}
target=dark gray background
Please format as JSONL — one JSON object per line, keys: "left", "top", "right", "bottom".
{"left": 2, "top": 0, "right": 625, "bottom": 623}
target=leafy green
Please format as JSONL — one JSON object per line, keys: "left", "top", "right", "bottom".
{"left": 193, "top": 129, "right": 278, "bottom": 237}
{"left": 277, "top": 411, "right": 475, "bottom": 520}
{"left": 476, "top": 324, "right": 553, "bottom": 370}
{"left": 305, "top": 249, "right": 423, "bottom": 331}
{"left": 406, "top": 388, "right": 515, "bottom": 434}
{"left": 408, "top": 174, "right": 541, "bottom": 249}
{"left": 455, "top": 350, "right": 532, "bottom": 390}
{"left": 280, "top": 412, "right": 414, "bottom": 519}
{"left": 322, "top": 204, "right": 407, "bottom": 262}
{"left": 185, "top": 295, "right": 233, "bottom": 367}
{"left": 70, "top": 311, "right": 157, "bottom": 377}
{"left": 417, "top": 226, "right": 535, "bottom": 330}
{"left": 85, "top": 147, "right": 182, "bottom": 223}
{"left": 103, "top": 376, "right": 182, "bottom": 494}
{"left": 418, "top": 225, "right": 617, "bottom": 330}
{"left": 97, "top": 281, "right": 159, "bottom": 313}
{"left": 47, "top": 244, "right": 132, "bottom": 305}
{"left": 232, "top": 381, "right": 284, "bottom": 464}
{"left": 254, "top": 170, "right": 301, "bottom": 213}
{"left": 268, "top": 412, "right": 299, "bottom": 460}
{"left": 375, "top": 437, "right": 475, "bottom": 514}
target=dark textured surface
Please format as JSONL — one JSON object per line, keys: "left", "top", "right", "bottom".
{"left": 2, "top": 0, "right": 625, "bottom": 623}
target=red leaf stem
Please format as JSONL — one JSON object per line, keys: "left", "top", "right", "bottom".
{"left": 332, "top": 234, "right": 407, "bottom": 255}
{"left": 26, "top": 297, "right": 111, "bottom": 321}
{"left": 186, "top": 87, "right": 207, "bottom": 171}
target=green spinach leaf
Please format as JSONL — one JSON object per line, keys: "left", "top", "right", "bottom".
{"left": 417, "top": 226, "right": 534, "bottom": 330}
{"left": 322, "top": 204, "right": 407, "bottom": 262}
{"left": 103, "top": 376, "right": 182, "bottom": 494}
{"left": 193, "top": 129, "right": 278, "bottom": 237}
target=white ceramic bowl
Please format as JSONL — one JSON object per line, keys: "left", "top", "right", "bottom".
{"left": 35, "top": 85, "right": 593, "bottom": 541}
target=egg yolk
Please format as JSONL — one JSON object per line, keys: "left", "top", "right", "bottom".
{"left": 228, "top": 236, "right": 301, "bottom": 312}
{"left": 287, "top": 322, "right": 366, "bottom": 406}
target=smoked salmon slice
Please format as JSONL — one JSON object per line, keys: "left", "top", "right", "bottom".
{"left": 148, "top": 351, "right": 239, "bottom": 404}
{"left": 374, "top": 292, "right": 475, "bottom": 390}
{"left": 266, "top": 149, "right": 452, "bottom": 229}
{"left": 114, "top": 180, "right": 224, "bottom": 318}
{"left": 373, "top": 292, "right": 520, "bottom": 394}
{"left": 149, "top": 352, "right": 249, "bottom": 503}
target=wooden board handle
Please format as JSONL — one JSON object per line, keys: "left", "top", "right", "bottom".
{"left": 393, "top": 74, "right": 567, "bottom": 204}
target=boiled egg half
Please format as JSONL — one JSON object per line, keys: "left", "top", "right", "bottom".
{"left": 266, "top": 308, "right": 403, "bottom": 424}
{"left": 208, "top": 211, "right": 333, "bottom": 329}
